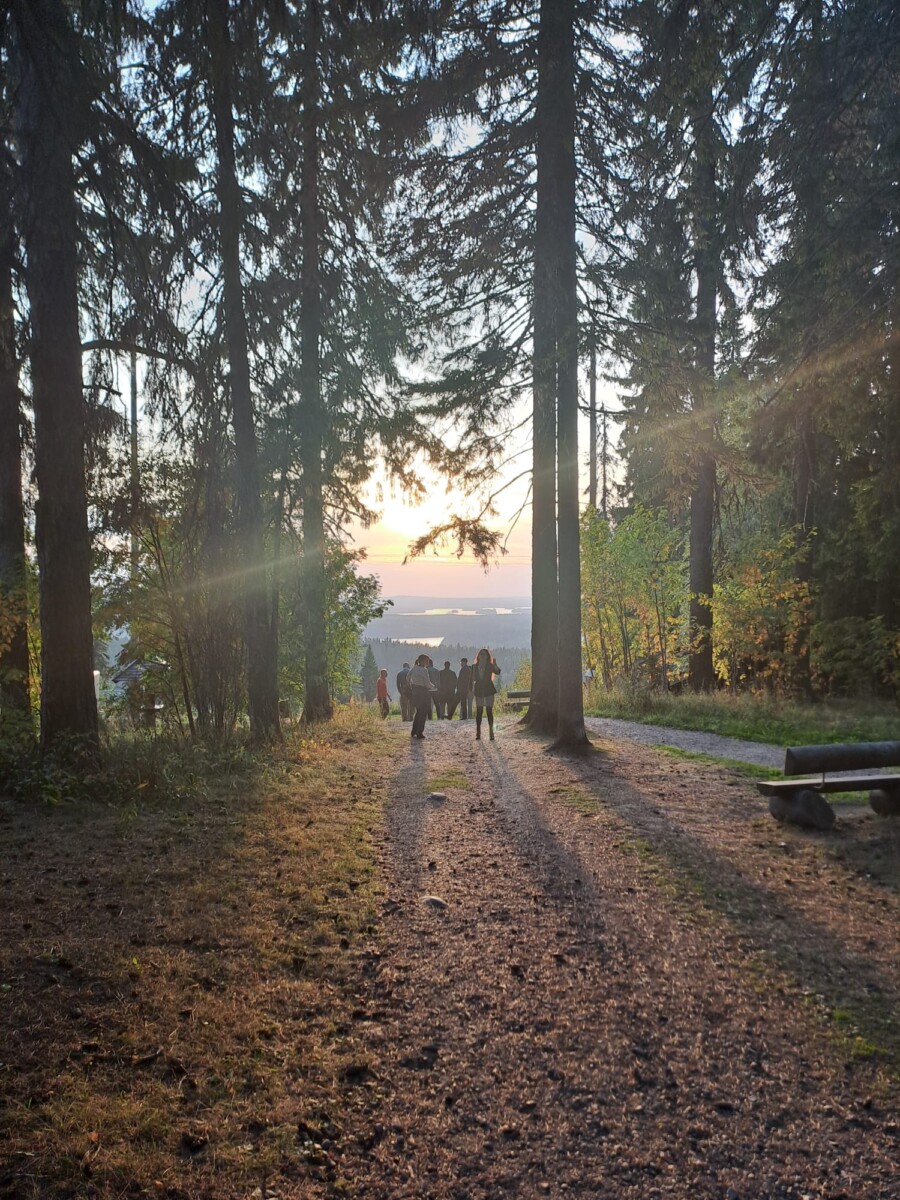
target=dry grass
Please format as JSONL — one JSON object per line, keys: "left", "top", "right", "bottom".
{"left": 0, "top": 708, "right": 389, "bottom": 1199}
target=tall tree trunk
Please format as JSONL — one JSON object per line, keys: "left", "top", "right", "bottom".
{"left": 206, "top": 0, "right": 280, "bottom": 741}
{"left": 687, "top": 92, "right": 717, "bottom": 692}
{"left": 601, "top": 407, "right": 609, "bottom": 519}
{"left": 878, "top": 275, "right": 900, "bottom": 628}
{"left": 791, "top": 0, "right": 824, "bottom": 693}
{"left": 298, "top": 0, "right": 332, "bottom": 722}
{"left": 526, "top": 0, "right": 560, "bottom": 736}
{"left": 545, "top": 0, "right": 588, "bottom": 748}
{"left": 588, "top": 317, "right": 598, "bottom": 510}
{"left": 129, "top": 350, "right": 140, "bottom": 584}
{"left": 0, "top": 227, "right": 31, "bottom": 728}
{"left": 15, "top": 1, "right": 98, "bottom": 751}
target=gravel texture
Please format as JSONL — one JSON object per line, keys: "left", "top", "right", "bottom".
{"left": 332, "top": 717, "right": 900, "bottom": 1199}
{"left": 583, "top": 717, "right": 785, "bottom": 768}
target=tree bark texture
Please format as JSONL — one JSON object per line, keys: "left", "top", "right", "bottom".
{"left": 130, "top": 350, "right": 140, "bottom": 585}
{"left": 588, "top": 323, "right": 597, "bottom": 511}
{"left": 206, "top": 0, "right": 280, "bottom": 740}
{"left": 790, "top": 0, "right": 824, "bottom": 691}
{"left": 15, "top": 0, "right": 98, "bottom": 750}
{"left": 0, "top": 228, "right": 31, "bottom": 725}
{"left": 526, "top": 0, "right": 561, "bottom": 737}
{"left": 542, "top": 0, "right": 588, "bottom": 748}
{"left": 298, "top": 0, "right": 332, "bottom": 722}
{"left": 688, "top": 94, "right": 717, "bottom": 692}
{"left": 878, "top": 279, "right": 900, "bottom": 628}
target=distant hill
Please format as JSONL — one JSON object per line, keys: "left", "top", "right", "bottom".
{"left": 363, "top": 638, "right": 528, "bottom": 689}
{"left": 363, "top": 595, "right": 531, "bottom": 650}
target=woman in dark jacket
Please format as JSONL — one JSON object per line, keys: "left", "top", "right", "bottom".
{"left": 471, "top": 647, "right": 501, "bottom": 740}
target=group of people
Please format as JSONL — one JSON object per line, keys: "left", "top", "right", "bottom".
{"left": 376, "top": 649, "right": 502, "bottom": 741}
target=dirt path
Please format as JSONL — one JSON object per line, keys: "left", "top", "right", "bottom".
{"left": 333, "top": 717, "right": 899, "bottom": 1199}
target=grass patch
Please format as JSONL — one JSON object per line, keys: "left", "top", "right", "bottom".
{"left": 585, "top": 682, "right": 900, "bottom": 747}
{"left": 426, "top": 766, "right": 471, "bottom": 792}
{"left": 0, "top": 705, "right": 390, "bottom": 1197}
{"left": 655, "top": 747, "right": 874, "bottom": 806}
{"left": 655, "top": 744, "right": 781, "bottom": 780}
{"left": 547, "top": 783, "right": 599, "bottom": 814}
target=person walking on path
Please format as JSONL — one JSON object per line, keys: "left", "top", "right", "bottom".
{"left": 396, "top": 662, "right": 412, "bottom": 722}
{"left": 375, "top": 670, "right": 391, "bottom": 719}
{"left": 456, "top": 657, "right": 473, "bottom": 720}
{"left": 407, "top": 654, "right": 437, "bottom": 739}
{"left": 438, "top": 660, "right": 458, "bottom": 719}
{"left": 472, "top": 648, "right": 501, "bottom": 740}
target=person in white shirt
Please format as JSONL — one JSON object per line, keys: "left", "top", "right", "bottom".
{"left": 407, "top": 654, "right": 437, "bottom": 739}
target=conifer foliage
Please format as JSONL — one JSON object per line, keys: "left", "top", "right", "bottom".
{"left": 1, "top": 0, "right": 899, "bottom": 768}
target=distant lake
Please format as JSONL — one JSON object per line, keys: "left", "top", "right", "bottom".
{"left": 364, "top": 595, "right": 531, "bottom": 650}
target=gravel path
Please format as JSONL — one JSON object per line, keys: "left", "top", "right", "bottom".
{"left": 584, "top": 716, "right": 784, "bottom": 769}
{"left": 333, "top": 718, "right": 899, "bottom": 1199}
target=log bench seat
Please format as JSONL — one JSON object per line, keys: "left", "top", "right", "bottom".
{"left": 756, "top": 741, "right": 900, "bottom": 829}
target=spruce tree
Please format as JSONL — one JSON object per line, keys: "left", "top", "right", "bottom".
{"left": 538, "top": 0, "right": 588, "bottom": 748}
{"left": 204, "top": 0, "right": 280, "bottom": 740}
{"left": 12, "top": 0, "right": 99, "bottom": 750}
{"left": 359, "top": 644, "right": 378, "bottom": 703}
{"left": 0, "top": 199, "right": 30, "bottom": 728}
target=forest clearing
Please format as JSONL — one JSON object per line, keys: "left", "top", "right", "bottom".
{"left": 2, "top": 712, "right": 898, "bottom": 1199}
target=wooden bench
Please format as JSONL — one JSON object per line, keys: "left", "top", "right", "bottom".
{"left": 756, "top": 741, "right": 900, "bottom": 829}
{"left": 506, "top": 689, "right": 531, "bottom": 711}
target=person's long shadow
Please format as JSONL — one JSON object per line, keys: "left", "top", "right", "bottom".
{"left": 476, "top": 736, "right": 609, "bottom": 952}
{"left": 551, "top": 736, "right": 900, "bottom": 1061}
{"left": 384, "top": 730, "right": 432, "bottom": 896}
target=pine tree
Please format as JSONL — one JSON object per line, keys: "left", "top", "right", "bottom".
{"left": 0, "top": 199, "right": 30, "bottom": 728}
{"left": 12, "top": 0, "right": 99, "bottom": 750}
{"left": 746, "top": 0, "right": 900, "bottom": 680}
{"left": 393, "top": 1, "right": 632, "bottom": 740}
{"left": 296, "top": 0, "right": 331, "bottom": 722}
{"left": 612, "top": 0, "right": 767, "bottom": 691}
{"left": 359, "top": 644, "right": 378, "bottom": 703}
{"left": 204, "top": 0, "right": 280, "bottom": 740}
{"left": 538, "top": 0, "right": 588, "bottom": 748}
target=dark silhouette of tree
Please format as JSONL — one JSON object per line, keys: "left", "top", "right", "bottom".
{"left": 687, "top": 76, "right": 718, "bottom": 692}
{"left": 12, "top": 0, "right": 98, "bottom": 751}
{"left": 0, "top": 207, "right": 30, "bottom": 728}
{"left": 359, "top": 644, "right": 378, "bottom": 703}
{"left": 296, "top": 0, "right": 331, "bottom": 722}
{"left": 538, "top": 0, "right": 589, "bottom": 748}
{"left": 204, "top": 0, "right": 280, "bottom": 740}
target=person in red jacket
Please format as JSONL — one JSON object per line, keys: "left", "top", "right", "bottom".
{"left": 375, "top": 669, "right": 391, "bottom": 719}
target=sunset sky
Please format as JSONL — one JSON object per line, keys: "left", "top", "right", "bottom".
{"left": 347, "top": 459, "right": 534, "bottom": 599}
{"left": 348, "top": 388, "right": 622, "bottom": 599}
